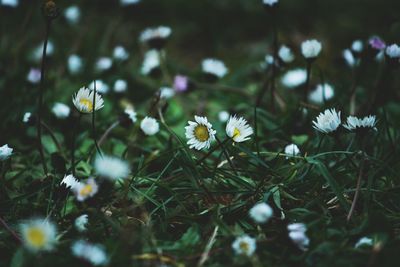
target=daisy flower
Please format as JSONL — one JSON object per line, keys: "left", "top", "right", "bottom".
{"left": 351, "top": 40, "right": 364, "bottom": 53}
{"left": 185, "top": 116, "right": 216, "bottom": 150}
{"left": 284, "top": 144, "right": 300, "bottom": 156}
{"left": 1, "top": 0, "right": 19, "bottom": 7}
{"left": 249, "top": 203, "right": 273, "bottom": 224}
{"left": 60, "top": 174, "right": 80, "bottom": 190}
{"left": 95, "top": 57, "right": 112, "bottom": 72}
{"left": 20, "top": 218, "right": 57, "bottom": 252}
{"left": 113, "top": 46, "right": 129, "bottom": 61}
{"left": 139, "top": 26, "right": 171, "bottom": 49}
{"left": 71, "top": 240, "right": 108, "bottom": 266}
{"left": 23, "top": 112, "right": 32, "bottom": 123}
{"left": 73, "top": 178, "right": 99, "bottom": 202}
{"left": 52, "top": 102, "right": 70, "bottom": 119}
{"left": 262, "top": 0, "right": 278, "bottom": 6}
{"left": 160, "top": 86, "right": 175, "bottom": 99}
{"left": 94, "top": 154, "right": 130, "bottom": 180}
{"left": 312, "top": 108, "right": 341, "bottom": 134}
{"left": 27, "top": 68, "right": 41, "bottom": 84}
{"left": 201, "top": 58, "right": 228, "bottom": 78}
{"left": 226, "top": 115, "right": 253, "bottom": 143}
{"left": 140, "top": 116, "right": 160, "bottom": 136}
{"left": 232, "top": 235, "right": 256, "bottom": 256}
{"left": 72, "top": 87, "right": 104, "bottom": 113}
{"left": 64, "top": 5, "right": 80, "bottom": 24}
{"left": 308, "top": 83, "right": 335, "bottom": 104}
{"left": 281, "top": 69, "right": 307, "bottom": 88}
{"left": 385, "top": 44, "right": 400, "bottom": 58}
{"left": 141, "top": 49, "right": 161, "bottom": 75}
{"left": 120, "top": 0, "right": 140, "bottom": 6}
{"left": 218, "top": 111, "right": 230, "bottom": 122}
{"left": 124, "top": 108, "right": 137, "bottom": 124}
{"left": 287, "top": 223, "right": 309, "bottom": 251}
{"left": 113, "top": 79, "right": 128, "bottom": 93}
{"left": 0, "top": 144, "right": 13, "bottom": 161}
{"left": 278, "top": 45, "right": 295, "bottom": 63}
{"left": 343, "top": 115, "right": 377, "bottom": 131}
{"left": 74, "top": 214, "right": 88, "bottom": 232}
{"left": 301, "top": 39, "right": 322, "bottom": 59}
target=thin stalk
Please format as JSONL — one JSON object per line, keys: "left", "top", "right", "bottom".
{"left": 92, "top": 81, "right": 102, "bottom": 156}
{"left": 197, "top": 137, "right": 230, "bottom": 164}
{"left": 215, "top": 136, "right": 238, "bottom": 176}
{"left": 71, "top": 113, "right": 82, "bottom": 176}
{"left": 41, "top": 121, "right": 62, "bottom": 152}
{"left": 270, "top": 7, "right": 278, "bottom": 112}
{"left": 0, "top": 216, "right": 22, "bottom": 243}
{"left": 197, "top": 225, "right": 219, "bottom": 267}
{"left": 304, "top": 60, "right": 312, "bottom": 102}
{"left": 347, "top": 158, "right": 365, "bottom": 221}
{"left": 98, "top": 121, "right": 120, "bottom": 147}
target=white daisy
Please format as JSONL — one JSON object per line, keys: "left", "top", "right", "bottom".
{"left": 94, "top": 155, "right": 130, "bottom": 180}
{"left": 301, "top": 39, "right": 322, "bottom": 59}
{"left": 113, "top": 79, "right": 128, "bottom": 93}
{"left": 201, "top": 58, "right": 228, "bottom": 78}
{"left": 27, "top": 68, "right": 41, "bottom": 84}
{"left": 232, "top": 235, "right": 256, "bottom": 256}
{"left": 141, "top": 49, "right": 161, "bottom": 75}
{"left": 287, "top": 223, "right": 309, "bottom": 251}
{"left": 52, "top": 102, "right": 70, "bottom": 119}
{"left": 355, "top": 237, "right": 373, "bottom": 248}
{"left": 20, "top": 218, "right": 57, "bottom": 252}
{"left": 160, "top": 86, "right": 175, "bottom": 99}
{"left": 60, "top": 174, "right": 80, "bottom": 190}
{"left": 0, "top": 144, "right": 13, "bottom": 161}
{"left": 385, "top": 44, "right": 400, "bottom": 58}
{"left": 312, "top": 108, "right": 341, "bottom": 134}
{"left": 124, "top": 108, "right": 137, "bottom": 123}
{"left": 226, "top": 115, "right": 253, "bottom": 143}
{"left": 73, "top": 178, "right": 99, "bottom": 202}
{"left": 113, "top": 46, "right": 129, "bottom": 61}
{"left": 281, "top": 69, "right": 307, "bottom": 88}
{"left": 185, "top": 116, "right": 216, "bottom": 150}
{"left": 278, "top": 45, "right": 295, "bottom": 63}
{"left": 95, "top": 57, "right": 113, "bottom": 72}
{"left": 139, "top": 26, "right": 171, "bottom": 43}
{"left": 74, "top": 214, "right": 88, "bottom": 232}
{"left": 64, "top": 5, "right": 80, "bottom": 24}
{"left": 262, "top": 0, "right": 278, "bottom": 6}
{"left": 72, "top": 87, "right": 104, "bottom": 113}
{"left": 71, "top": 240, "right": 108, "bottom": 266}
{"left": 351, "top": 40, "right": 364, "bottom": 53}
{"left": 308, "top": 83, "right": 335, "bottom": 104}
{"left": 23, "top": 112, "right": 32, "bottom": 123}
{"left": 249, "top": 203, "right": 273, "bottom": 224}
{"left": 343, "top": 115, "right": 377, "bottom": 131}
{"left": 284, "top": 143, "right": 300, "bottom": 156}
{"left": 68, "top": 54, "right": 83, "bottom": 74}
{"left": 140, "top": 117, "right": 160, "bottom": 136}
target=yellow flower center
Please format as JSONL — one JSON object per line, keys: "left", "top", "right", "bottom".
{"left": 79, "top": 184, "right": 93, "bottom": 197}
{"left": 239, "top": 241, "right": 249, "bottom": 253}
{"left": 26, "top": 227, "right": 47, "bottom": 248}
{"left": 233, "top": 127, "right": 241, "bottom": 138}
{"left": 194, "top": 125, "right": 209, "bottom": 142}
{"left": 79, "top": 98, "right": 93, "bottom": 112}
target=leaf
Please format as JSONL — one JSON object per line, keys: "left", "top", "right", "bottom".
{"left": 10, "top": 247, "right": 24, "bottom": 267}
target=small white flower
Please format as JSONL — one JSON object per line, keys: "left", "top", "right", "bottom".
{"left": 265, "top": 54, "right": 275, "bottom": 65}
{"left": 139, "top": 26, "right": 171, "bottom": 43}
{"left": 23, "top": 112, "right": 32, "bottom": 123}
{"left": 33, "top": 41, "right": 54, "bottom": 61}
{"left": 185, "top": 116, "right": 216, "bottom": 150}
{"left": 226, "top": 115, "right": 253, "bottom": 143}
{"left": 202, "top": 58, "right": 228, "bottom": 78}
{"left": 232, "top": 235, "right": 256, "bottom": 256}
{"left": 160, "top": 87, "right": 175, "bottom": 99}
{"left": 140, "top": 116, "right": 160, "bottom": 136}
{"left": 279, "top": 45, "right": 295, "bottom": 63}
{"left": 1, "top": 0, "right": 18, "bottom": 7}
{"left": 71, "top": 240, "right": 108, "bottom": 266}
{"left": 218, "top": 111, "right": 230, "bottom": 122}
{"left": 72, "top": 87, "right": 104, "bottom": 113}
{"left": 0, "top": 144, "right": 13, "bottom": 161}
{"left": 52, "top": 103, "right": 70, "bottom": 119}
{"left": 308, "top": 83, "right": 335, "bottom": 104}
{"left": 301, "top": 39, "right": 322, "bottom": 59}
{"left": 343, "top": 49, "right": 356, "bottom": 67}
{"left": 281, "top": 69, "right": 307, "bottom": 88}
{"left": 27, "top": 68, "right": 41, "bottom": 84}
{"left": 262, "top": 0, "right": 278, "bottom": 6}
{"left": 287, "top": 223, "right": 309, "bottom": 251}
{"left": 141, "top": 49, "right": 161, "bottom": 75}
{"left": 74, "top": 214, "right": 89, "bottom": 232}
{"left": 94, "top": 155, "right": 130, "bottom": 180}
{"left": 355, "top": 237, "right": 373, "bottom": 248}
{"left": 249, "top": 203, "right": 273, "bottom": 224}
{"left": 89, "top": 80, "right": 109, "bottom": 94}
{"left": 124, "top": 108, "right": 137, "bottom": 123}
{"left": 64, "top": 5, "right": 80, "bottom": 24}
{"left": 284, "top": 144, "right": 300, "bottom": 156}
{"left": 343, "top": 115, "right": 377, "bottom": 131}
{"left": 385, "top": 44, "right": 400, "bottom": 58}
{"left": 312, "top": 108, "right": 341, "bottom": 134}
{"left": 113, "top": 46, "right": 129, "bottom": 61}
{"left": 60, "top": 174, "right": 80, "bottom": 190}
{"left": 73, "top": 178, "right": 99, "bottom": 202}
{"left": 95, "top": 57, "right": 113, "bottom": 72}
{"left": 351, "top": 40, "right": 364, "bottom": 53}
{"left": 68, "top": 54, "right": 83, "bottom": 74}
{"left": 20, "top": 218, "right": 57, "bottom": 252}
{"left": 113, "top": 79, "right": 128, "bottom": 93}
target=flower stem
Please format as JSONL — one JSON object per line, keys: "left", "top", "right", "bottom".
{"left": 71, "top": 113, "right": 82, "bottom": 176}
{"left": 92, "top": 81, "right": 102, "bottom": 157}
{"left": 0, "top": 216, "right": 22, "bottom": 243}
{"left": 304, "top": 60, "right": 312, "bottom": 102}
{"left": 347, "top": 158, "right": 365, "bottom": 222}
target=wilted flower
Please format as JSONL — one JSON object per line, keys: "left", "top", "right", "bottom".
{"left": 27, "top": 68, "right": 41, "bottom": 84}
{"left": 20, "top": 218, "right": 57, "bottom": 252}
{"left": 0, "top": 144, "right": 13, "bottom": 161}
{"left": 218, "top": 111, "right": 230, "bottom": 122}
{"left": 385, "top": 44, "right": 400, "bottom": 58}
{"left": 95, "top": 57, "right": 113, "bottom": 72}
{"left": 141, "top": 49, "right": 161, "bottom": 75}
{"left": 343, "top": 115, "right": 377, "bottom": 131}
{"left": 185, "top": 116, "right": 216, "bottom": 150}
{"left": 202, "top": 58, "right": 228, "bottom": 78}
{"left": 89, "top": 80, "right": 109, "bottom": 94}
{"left": 301, "top": 39, "right": 322, "bottom": 59}
{"left": 71, "top": 240, "right": 108, "bottom": 266}
{"left": 73, "top": 178, "right": 99, "bottom": 202}
{"left": 173, "top": 75, "right": 189, "bottom": 92}
{"left": 68, "top": 54, "right": 83, "bottom": 74}
{"left": 287, "top": 223, "right": 309, "bottom": 251}
{"left": 113, "top": 79, "right": 128, "bottom": 93}
{"left": 94, "top": 154, "right": 130, "bottom": 180}
{"left": 124, "top": 108, "right": 137, "bottom": 124}
{"left": 113, "top": 46, "right": 129, "bottom": 61}
{"left": 226, "top": 115, "right": 253, "bottom": 143}
{"left": 140, "top": 116, "right": 160, "bottom": 136}
{"left": 52, "top": 103, "right": 70, "bottom": 119}
{"left": 232, "top": 235, "right": 256, "bottom": 256}
{"left": 312, "top": 108, "right": 341, "bottom": 134}
{"left": 74, "top": 214, "right": 88, "bottom": 232}
{"left": 60, "top": 174, "right": 80, "bottom": 190}
{"left": 284, "top": 144, "right": 300, "bottom": 156}
{"left": 279, "top": 45, "right": 295, "bottom": 63}
{"left": 281, "top": 69, "right": 307, "bottom": 88}
{"left": 64, "top": 5, "right": 80, "bottom": 24}
{"left": 72, "top": 87, "right": 104, "bottom": 113}
{"left": 308, "top": 83, "right": 335, "bottom": 104}
{"left": 355, "top": 237, "right": 373, "bottom": 248}
{"left": 249, "top": 203, "right": 273, "bottom": 224}
{"left": 160, "top": 87, "right": 175, "bottom": 99}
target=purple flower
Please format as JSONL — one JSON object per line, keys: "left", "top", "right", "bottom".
{"left": 173, "top": 75, "right": 189, "bottom": 92}
{"left": 369, "top": 37, "right": 386, "bottom": 50}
